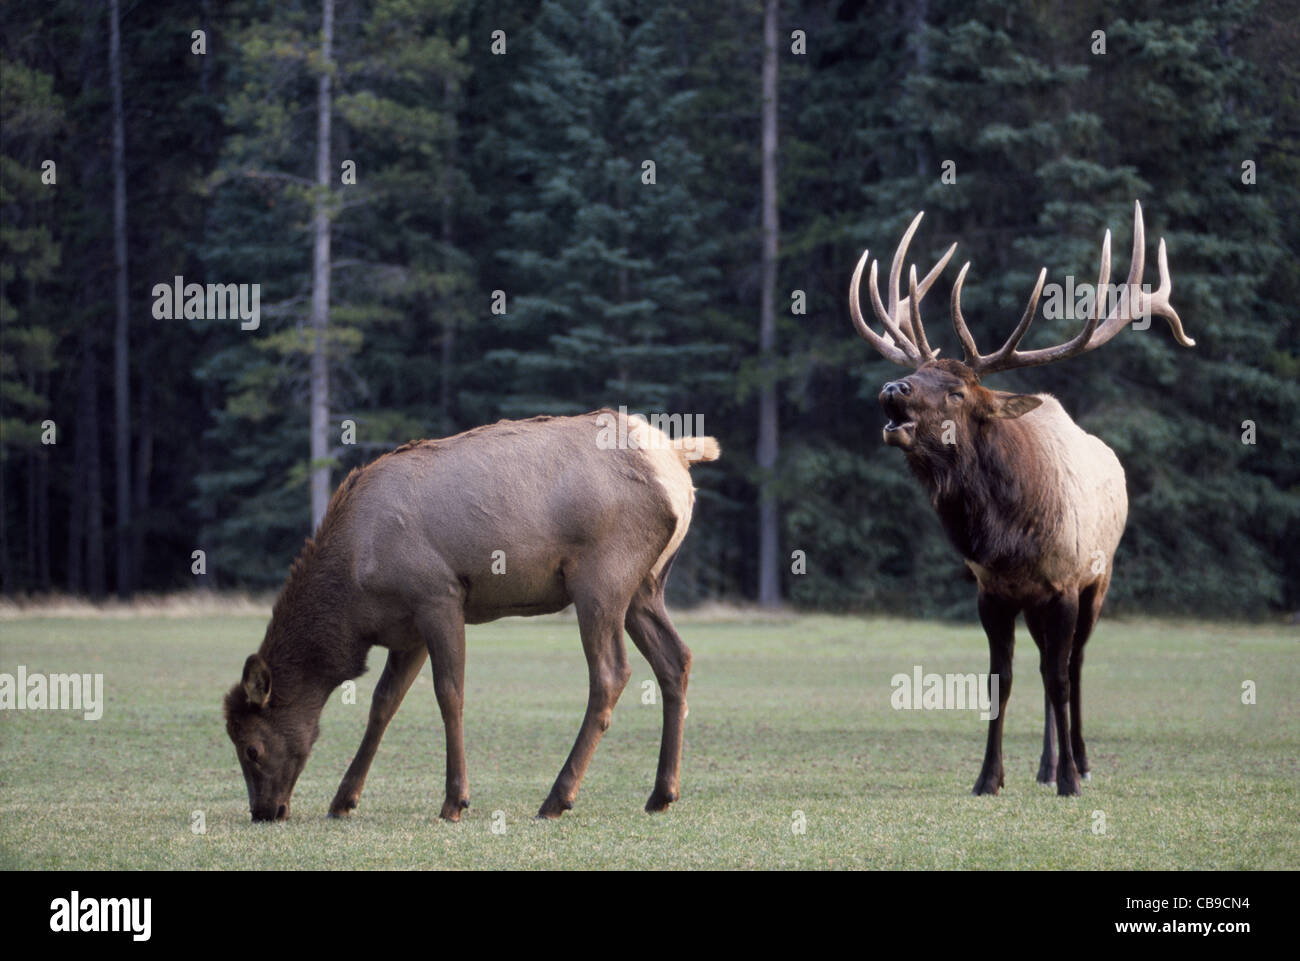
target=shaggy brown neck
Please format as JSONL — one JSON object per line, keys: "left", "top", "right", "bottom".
{"left": 258, "top": 547, "right": 370, "bottom": 709}
{"left": 905, "top": 417, "right": 1051, "bottom": 574}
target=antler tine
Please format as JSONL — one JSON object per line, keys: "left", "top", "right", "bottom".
{"left": 907, "top": 265, "right": 936, "bottom": 361}
{"left": 917, "top": 243, "right": 959, "bottom": 298}
{"left": 1077, "top": 200, "right": 1194, "bottom": 352}
{"left": 1094, "top": 227, "right": 1112, "bottom": 326}
{"left": 1126, "top": 199, "right": 1146, "bottom": 290}
{"left": 848, "top": 213, "right": 961, "bottom": 369}
{"left": 848, "top": 249, "right": 914, "bottom": 367}
{"left": 1043, "top": 225, "right": 1111, "bottom": 362}
{"left": 963, "top": 201, "right": 1194, "bottom": 375}
{"left": 950, "top": 261, "right": 980, "bottom": 362}
{"left": 989, "top": 268, "right": 1048, "bottom": 365}
{"left": 902, "top": 241, "right": 957, "bottom": 352}
{"left": 867, "top": 258, "right": 920, "bottom": 362}
{"left": 1150, "top": 237, "right": 1196, "bottom": 347}
{"left": 887, "top": 212, "right": 925, "bottom": 321}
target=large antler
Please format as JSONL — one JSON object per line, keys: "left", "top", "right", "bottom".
{"left": 951, "top": 201, "right": 1195, "bottom": 376}
{"left": 848, "top": 212, "right": 957, "bottom": 368}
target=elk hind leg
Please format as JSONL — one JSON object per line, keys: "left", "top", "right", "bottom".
{"left": 415, "top": 602, "right": 470, "bottom": 821}
{"left": 1071, "top": 575, "right": 1109, "bottom": 780}
{"left": 1024, "top": 616, "right": 1057, "bottom": 785}
{"left": 1028, "top": 592, "right": 1082, "bottom": 796}
{"left": 537, "top": 582, "right": 633, "bottom": 819}
{"left": 625, "top": 582, "right": 692, "bottom": 813}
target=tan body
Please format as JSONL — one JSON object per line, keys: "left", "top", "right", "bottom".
{"left": 963, "top": 395, "right": 1128, "bottom": 599}
{"left": 342, "top": 413, "right": 703, "bottom": 624}
{"left": 224, "top": 410, "right": 719, "bottom": 822}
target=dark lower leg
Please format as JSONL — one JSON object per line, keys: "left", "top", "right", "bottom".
{"left": 329, "top": 644, "right": 427, "bottom": 816}
{"left": 1037, "top": 685, "right": 1057, "bottom": 784}
{"left": 1069, "top": 650, "right": 1088, "bottom": 777}
{"left": 1035, "top": 593, "right": 1081, "bottom": 796}
{"left": 626, "top": 595, "right": 692, "bottom": 812}
{"left": 538, "top": 602, "right": 631, "bottom": 818}
{"left": 416, "top": 605, "right": 469, "bottom": 822}
{"left": 974, "top": 592, "right": 1016, "bottom": 795}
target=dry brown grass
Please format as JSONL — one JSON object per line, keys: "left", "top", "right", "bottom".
{"left": 0, "top": 592, "right": 792, "bottom": 624}
{"left": 0, "top": 590, "right": 274, "bottom": 620}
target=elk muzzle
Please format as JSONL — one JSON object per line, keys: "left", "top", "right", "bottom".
{"left": 879, "top": 380, "right": 916, "bottom": 448}
{"left": 251, "top": 801, "right": 290, "bottom": 822}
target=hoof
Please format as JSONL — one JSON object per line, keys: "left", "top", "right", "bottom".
{"left": 1037, "top": 767, "right": 1057, "bottom": 785}
{"left": 536, "top": 796, "right": 574, "bottom": 820}
{"left": 327, "top": 797, "right": 358, "bottom": 818}
{"left": 440, "top": 798, "right": 469, "bottom": 821}
{"left": 645, "top": 789, "right": 678, "bottom": 813}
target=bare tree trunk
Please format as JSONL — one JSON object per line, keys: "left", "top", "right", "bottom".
{"left": 83, "top": 336, "right": 106, "bottom": 597}
{"left": 439, "top": 73, "right": 457, "bottom": 434}
{"left": 26, "top": 450, "right": 36, "bottom": 582}
{"left": 196, "top": 384, "right": 216, "bottom": 592}
{"left": 906, "top": 0, "right": 929, "bottom": 177}
{"left": 309, "top": 0, "right": 335, "bottom": 531}
{"left": 66, "top": 364, "right": 86, "bottom": 593}
{"left": 36, "top": 440, "right": 50, "bottom": 591}
{"left": 756, "top": 0, "right": 781, "bottom": 608}
{"left": 109, "top": 0, "right": 132, "bottom": 597}
{"left": 0, "top": 454, "right": 7, "bottom": 593}
{"left": 133, "top": 371, "right": 153, "bottom": 587}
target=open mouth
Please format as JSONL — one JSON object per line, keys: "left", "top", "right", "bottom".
{"left": 880, "top": 394, "right": 915, "bottom": 442}
{"left": 882, "top": 419, "right": 916, "bottom": 448}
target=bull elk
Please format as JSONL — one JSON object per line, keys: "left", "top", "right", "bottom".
{"left": 848, "top": 202, "right": 1194, "bottom": 795}
{"left": 224, "top": 410, "right": 720, "bottom": 821}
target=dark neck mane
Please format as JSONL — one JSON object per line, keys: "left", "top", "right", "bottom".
{"left": 257, "top": 535, "right": 368, "bottom": 708}
{"left": 906, "top": 417, "right": 1055, "bottom": 574}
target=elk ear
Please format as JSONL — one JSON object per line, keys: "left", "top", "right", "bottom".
{"left": 241, "top": 654, "right": 272, "bottom": 708}
{"left": 986, "top": 391, "right": 1042, "bottom": 420}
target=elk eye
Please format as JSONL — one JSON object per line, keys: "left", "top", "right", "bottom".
{"left": 245, "top": 745, "right": 260, "bottom": 763}
{"left": 949, "top": 391, "right": 964, "bottom": 402}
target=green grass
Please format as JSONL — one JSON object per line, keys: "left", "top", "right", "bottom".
{"left": 0, "top": 612, "right": 1295, "bottom": 869}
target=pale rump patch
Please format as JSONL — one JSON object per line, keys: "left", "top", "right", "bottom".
{"left": 675, "top": 435, "right": 721, "bottom": 464}
{"left": 625, "top": 415, "right": 719, "bottom": 579}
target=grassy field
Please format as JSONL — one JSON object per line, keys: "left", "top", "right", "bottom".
{"left": 0, "top": 610, "right": 1296, "bottom": 869}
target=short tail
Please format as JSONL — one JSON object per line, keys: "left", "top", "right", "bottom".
{"left": 673, "top": 435, "right": 721, "bottom": 466}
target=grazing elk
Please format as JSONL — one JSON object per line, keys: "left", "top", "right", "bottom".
{"left": 224, "top": 410, "right": 719, "bottom": 821}
{"left": 848, "top": 202, "right": 1194, "bottom": 795}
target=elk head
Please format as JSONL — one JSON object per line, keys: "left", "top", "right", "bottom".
{"left": 849, "top": 202, "right": 1195, "bottom": 457}
{"left": 223, "top": 653, "right": 319, "bottom": 821}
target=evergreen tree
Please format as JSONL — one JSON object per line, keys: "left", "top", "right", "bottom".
{"left": 195, "top": 0, "right": 470, "bottom": 585}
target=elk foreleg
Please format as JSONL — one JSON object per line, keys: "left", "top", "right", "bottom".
{"left": 973, "top": 591, "right": 1017, "bottom": 795}
{"left": 329, "top": 643, "right": 428, "bottom": 817}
